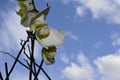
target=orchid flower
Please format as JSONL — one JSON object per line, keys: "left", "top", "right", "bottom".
{"left": 16, "top": 0, "right": 64, "bottom": 65}
{"left": 31, "top": 10, "right": 64, "bottom": 48}
{"left": 42, "top": 46, "right": 56, "bottom": 65}
{"left": 16, "top": 0, "right": 38, "bottom": 27}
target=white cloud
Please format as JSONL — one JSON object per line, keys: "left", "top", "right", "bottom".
{"left": 62, "top": 52, "right": 94, "bottom": 80}
{"left": 115, "top": 48, "right": 120, "bottom": 55}
{"left": 111, "top": 32, "right": 120, "bottom": 46}
{"left": 94, "top": 49, "right": 120, "bottom": 80}
{"left": 59, "top": 0, "right": 72, "bottom": 4}
{"left": 9, "top": 0, "right": 16, "bottom": 3}
{"left": 94, "top": 41, "right": 103, "bottom": 49}
{"left": 60, "top": 54, "right": 70, "bottom": 64}
{"left": 76, "top": 6, "right": 85, "bottom": 17}
{"left": 0, "top": 8, "right": 28, "bottom": 51}
{"left": 11, "top": 71, "right": 46, "bottom": 80}
{"left": 65, "top": 31, "right": 79, "bottom": 41}
{"left": 60, "top": 0, "right": 120, "bottom": 24}
{"left": 62, "top": 49, "right": 120, "bottom": 80}
{"left": 76, "top": 0, "right": 120, "bottom": 24}
{"left": 11, "top": 72, "right": 29, "bottom": 80}
{"left": 77, "top": 52, "right": 91, "bottom": 67}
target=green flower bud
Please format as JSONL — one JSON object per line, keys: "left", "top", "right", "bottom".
{"left": 42, "top": 46, "right": 57, "bottom": 65}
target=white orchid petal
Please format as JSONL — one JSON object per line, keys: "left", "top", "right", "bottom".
{"left": 22, "top": 13, "right": 35, "bottom": 27}
{"left": 36, "top": 28, "right": 64, "bottom": 47}
{"left": 23, "top": 0, "right": 35, "bottom": 11}
{"left": 31, "top": 15, "right": 46, "bottom": 31}
{"left": 36, "top": 14, "right": 46, "bottom": 23}
{"left": 42, "top": 54, "right": 52, "bottom": 65}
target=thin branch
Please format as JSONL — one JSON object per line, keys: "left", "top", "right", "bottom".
{"left": 29, "top": 32, "right": 35, "bottom": 80}
{"left": 20, "top": 39, "right": 24, "bottom": 46}
{"left": 7, "top": 37, "right": 29, "bottom": 77}
{"left": 0, "top": 51, "right": 29, "bottom": 70}
{"left": 0, "top": 71, "right": 3, "bottom": 80}
{"left": 41, "top": 68, "right": 51, "bottom": 80}
{"left": 23, "top": 47, "right": 30, "bottom": 59}
{"left": 24, "top": 59, "right": 30, "bottom": 67}
{"left": 27, "top": 43, "right": 37, "bottom": 76}
{"left": 33, "top": 59, "right": 51, "bottom": 80}
{"left": 0, "top": 30, "right": 52, "bottom": 80}
{"left": 33, "top": 58, "right": 37, "bottom": 77}
{"left": 0, "top": 51, "right": 36, "bottom": 76}
{"left": 34, "top": 59, "right": 44, "bottom": 80}
{"left": 28, "top": 44, "right": 32, "bottom": 56}
{"left": 0, "top": 50, "right": 51, "bottom": 80}
{"left": 26, "top": 57, "right": 51, "bottom": 80}
{"left": 5, "top": 63, "right": 9, "bottom": 80}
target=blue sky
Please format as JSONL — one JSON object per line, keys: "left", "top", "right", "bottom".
{"left": 0, "top": 0, "right": 120, "bottom": 80}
